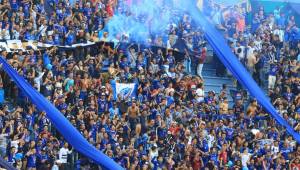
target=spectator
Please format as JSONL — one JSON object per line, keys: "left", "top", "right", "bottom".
{"left": 0, "top": 0, "right": 299, "bottom": 170}
{"left": 58, "top": 143, "right": 72, "bottom": 170}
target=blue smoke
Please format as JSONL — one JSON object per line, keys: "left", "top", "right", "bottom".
{"left": 105, "top": 0, "right": 189, "bottom": 45}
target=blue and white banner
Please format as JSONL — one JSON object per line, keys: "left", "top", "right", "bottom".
{"left": 112, "top": 82, "right": 137, "bottom": 100}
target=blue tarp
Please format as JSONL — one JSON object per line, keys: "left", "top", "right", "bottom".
{"left": 0, "top": 57, "right": 123, "bottom": 170}
{"left": 188, "top": 4, "right": 300, "bottom": 143}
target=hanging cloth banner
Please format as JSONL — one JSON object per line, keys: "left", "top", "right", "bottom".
{"left": 188, "top": 3, "right": 300, "bottom": 143}
{"left": 0, "top": 57, "right": 123, "bottom": 170}
{"left": 111, "top": 80, "right": 137, "bottom": 100}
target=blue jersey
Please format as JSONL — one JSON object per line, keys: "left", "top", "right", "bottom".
{"left": 38, "top": 153, "right": 48, "bottom": 162}
{"left": 57, "top": 103, "right": 68, "bottom": 111}
{"left": 24, "top": 32, "right": 36, "bottom": 40}
{"left": 43, "top": 52, "right": 51, "bottom": 67}
{"left": 23, "top": 2, "right": 30, "bottom": 18}
{"left": 84, "top": 7, "right": 92, "bottom": 18}
{"left": 39, "top": 116, "right": 50, "bottom": 130}
{"left": 53, "top": 34, "right": 61, "bottom": 45}
{"left": 37, "top": 4, "right": 45, "bottom": 14}
{"left": 283, "top": 93, "right": 293, "bottom": 102}
{"left": 225, "top": 127, "right": 234, "bottom": 140}
{"left": 25, "top": 114, "right": 34, "bottom": 128}
{"left": 66, "top": 33, "right": 75, "bottom": 45}
{"left": 280, "top": 147, "right": 292, "bottom": 160}
{"left": 97, "top": 99, "right": 108, "bottom": 113}
{"left": 210, "top": 153, "right": 218, "bottom": 164}
{"left": 27, "top": 154, "right": 37, "bottom": 168}
{"left": 167, "top": 55, "right": 175, "bottom": 66}
{"left": 200, "top": 139, "right": 209, "bottom": 152}
{"left": 11, "top": 0, "right": 18, "bottom": 10}
{"left": 119, "top": 61, "right": 130, "bottom": 69}
{"left": 269, "top": 64, "right": 278, "bottom": 76}
{"left": 166, "top": 96, "right": 174, "bottom": 106}
{"left": 204, "top": 97, "right": 214, "bottom": 104}
{"left": 277, "top": 17, "right": 286, "bottom": 28}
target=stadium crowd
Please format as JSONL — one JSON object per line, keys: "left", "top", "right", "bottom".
{"left": 0, "top": 0, "right": 299, "bottom": 170}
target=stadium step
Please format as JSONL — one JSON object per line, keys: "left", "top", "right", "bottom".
{"left": 203, "top": 76, "right": 235, "bottom": 86}
{"left": 201, "top": 63, "right": 238, "bottom": 108}
{"left": 202, "top": 68, "right": 216, "bottom": 76}
{"left": 204, "top": 85, "right": 235, "bottom": 94}
{"left": 204, "top": 83, "right": 235, "bottom": 88}
{"left": 203, "top": 63, "right": 216, "bottom": 70}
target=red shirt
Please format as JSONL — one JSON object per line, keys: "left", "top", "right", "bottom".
{"left": 199, "top": 47, "right": 207, "bottom": 64}
{"left": 169, "top": 126, "right": 180, "bottom": 136}
{"left": 219, "top": 151, "right": 228, "bottom": 164}
{"left": 193, "top": 157, "right": 202, "bottom": 170}
{"left": 106, "top": 1, "right": 114, "bottom": 17}
{"left": 291, "top": 163, "right": 300, "bottom": 170}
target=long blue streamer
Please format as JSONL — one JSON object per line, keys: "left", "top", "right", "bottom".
{"left": 0, "top": 157, "right": 17, "bottom": 170}
{"left": 0, "top": 57, "right": 123, "bottom": 170}
{"left": 189, "top": 5, "right": 300, "bottom": 143}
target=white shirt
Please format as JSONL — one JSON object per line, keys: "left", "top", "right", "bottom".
{"left": 241, "top": 153, "right": 251, "bottom": 167}
{"left": 0, "top": 134, "right": 8, "bottom": 148}
{"left": 59, "top": 147, "right": 72, "bottom": 163}
{"left": 271, "top": 145, "right": 279, "bottom": 154}
{"left": 149, "top": 150, "right": 158, "bottom": 160}
{"left": 34, "top": 72, "right": 45, "bottom": 91}
{"left": 163, "top": 64, "right": 169, "bottom": 73}
{"left": 129, "top": 52, "right": 137, "bottom": 68}
{"left": 12, "top": 30, "right": 20, "bottom": 40}
{"left": 0, "top": 29, "right": 2, "bottom": 39}
{"left": 167, "top": 71, "right": 176, "bottom": 79}
{"left": 254, "top": 40, "right": 262, "bottom": 52}
{"left": 273, "top": 29, "right": 284, "bottom": 42}
{"left": 235, "top": 46, "right": 245, "bottom": 60}
{"left": 51, "top": 164, "right": 59, "bottom": 170}
{"left": 247, "top": 46, "right": 255, "bottom": 59}
{"left": 3, "top": 29, "right": 10, "bottom": 40}
{"left": 196, "top": 88, "right": 204, "bottom": 102}
{"left": 39, "top": 25, "right": 47, "bottom": 37}
{"left": 11, "top": 140, "right": 19, "bottom": 151}
{"left": 207, "top": 135, "right": 215, "bottom": 149}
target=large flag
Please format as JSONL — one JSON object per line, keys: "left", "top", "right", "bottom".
{"left": 112, "top": 82, "right": 137, "bottom": 100}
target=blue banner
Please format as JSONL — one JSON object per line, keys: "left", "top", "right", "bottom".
{"left": 0, "top": 57, "right": 123, "bottom": 170}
